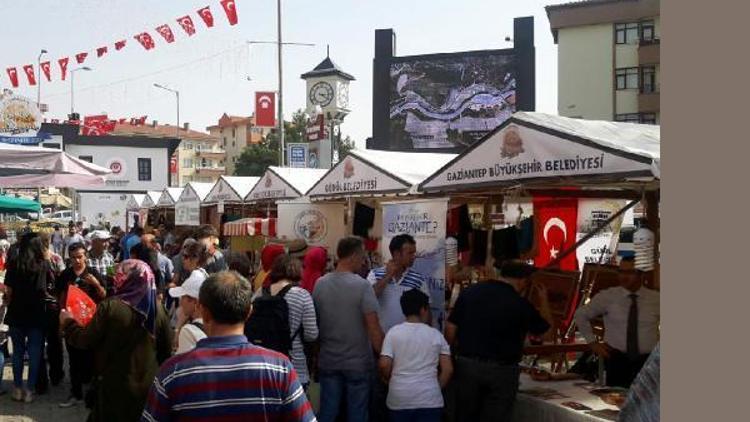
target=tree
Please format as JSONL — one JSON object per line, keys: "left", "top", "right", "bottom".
{"left": 338, "top": 134, "right": 356, "bottom": 158}
{"left": 234, "top": 109, "right": 307, "bottom": 176}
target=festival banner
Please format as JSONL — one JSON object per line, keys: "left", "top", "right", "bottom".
{"left": 277, "top": 199, "right": 346, "bottom": 252}
{"left": 575, "top": 199, "right": 628, "bottom": 271}
{"left": 58, "top": 57, "right": 69, "bottom": 81}
{"left": 177, "top": 15, "right": 197, "bottom": 36}
{"left": 40, "top": 61, "right": 51, "bottom": 81}
{"left": 22, "top": 65, "right": 36, "bottom": 86}
{"left": 134, "top": 32, "right": 156, "bottom": 50}
{"left": 6, "top": 67, "right": 19, "bottom": 88}
{"left": 381, "top": 198, "right": 449, "bottom": 330}
{"left": 255, "top": 91, "right": 276, "bottom": 127}
{"left": 220, "top": 0, "right": 239, "bottom": 25}
{"left": 197, "top": 6, "right": 215, "bottom": 27}
{"left": 155, "top": 24, "right": 176, "bottom": 43}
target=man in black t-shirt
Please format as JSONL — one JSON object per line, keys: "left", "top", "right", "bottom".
{"left": 56, "top": 243, "right": 107, "bottom": 409}
{"left": 445, "top": 261, "right": 551, "bottom": 422}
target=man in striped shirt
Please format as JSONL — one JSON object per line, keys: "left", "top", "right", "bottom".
{"left": 142, "top": 271, "right": 315, "bottom": 422}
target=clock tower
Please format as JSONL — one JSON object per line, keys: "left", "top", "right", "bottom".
{"left": 301, "top": 51, "right": 355, "bottom": 168}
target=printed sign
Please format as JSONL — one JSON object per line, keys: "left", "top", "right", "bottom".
{"left": 382, "top": 198, "right": 448, "bottom": 330}
{"left": 288, "top": 143, "right": 308, "bottom": 168}
{"left": 175, "top": 187, "right": 201, "bottom": 226}
{"left": 575, "top": 199, "right": 627, "bottom": 271}
{"left": 247, "top": 172, "right": 293, "bottom": 201}
{"left": 0, "top": 92, "right": 48, "bottom": 145}
{"left": 277, "top": 201, "right": 346, "bottom": 251}
{"left": 307, "top": 154, "right": 409, "bottom": 197}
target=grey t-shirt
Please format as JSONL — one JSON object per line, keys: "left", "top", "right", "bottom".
{"left": 313, "top": 271, "right": 380, "bottom": 372}
{"left": 205, "top": 249, "right": 228, "bottom": 274}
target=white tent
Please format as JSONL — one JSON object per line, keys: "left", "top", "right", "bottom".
{"left": 143, "top": 191, "right": 162, "bottom": 208}
{"left": 126, "top": 194, "right": 147, "bottom": 210}
{"left": 205, "top": 176, "right": 260, "bottom": 204}
{"left": 245, "top": 167, "right": 328, "bottom": 203}
{"left": 0, "top": 143, "right": 112, "bottom": 188}
{"left": 306, "top": 149, "right": 457, "bottom": 200}
{"left": 156, "top": 187, "right": 184, "bottom": 207}
{"left": 175, "top": 182, "right": 214, "bottom": 226}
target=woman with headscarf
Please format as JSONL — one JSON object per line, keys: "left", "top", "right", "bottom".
{"left": 59, "top": 259, "right": 172, "bottom": 421}
{"left": 300, "top": 246, "right": 328, "bottom": 294}
{"left": 252, "top": 243, "right": 285, "bottom": 292}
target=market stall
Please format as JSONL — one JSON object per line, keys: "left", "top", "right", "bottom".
{"left": 244, "top": 166, "right": 328, "bottom": 214}
{"left": 174, "top": 182, "right": 213, "bottom": 227}
{"left": 203, "top": 176, "right": 260, "bottom": 228}
{"left": 125, "top": 193, "right": 147, "bottom": 229}
{"left": 154, "top": 187, "right": 183, "bottom": 227}
{"left": 222, "top": 217, "right": 278, "bottom": 256}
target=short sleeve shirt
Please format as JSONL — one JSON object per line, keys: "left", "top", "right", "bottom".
{"left": 367, "top": 267, "right": 431, "bottom": 333}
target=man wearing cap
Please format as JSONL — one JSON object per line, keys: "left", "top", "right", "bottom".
{"left": 169, "top": 270, "right": 208, "bottom": 354}
{"left": 195, "top": 225, "right": 228, "bottom": 274}
{"left": 87, "top": 231, "right": 115, "bottom": 280}
{"left": 445, "top": 261, "right": 551, "bottom": 422}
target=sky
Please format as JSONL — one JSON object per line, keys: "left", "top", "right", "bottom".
{"left": 1, "top": 0, "right": 568, "bottom": 147}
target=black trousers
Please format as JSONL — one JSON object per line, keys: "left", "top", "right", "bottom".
{"left": 36, "top": 308, "right": 64, "bottom": 393}
{"left": 66, "top": 342, "right": 94, "bottom": 399}
{"left": 452, "top": 357, "right": 520, "bottom": 422}
{"left": 605, "top": 350, "right": 650, "bottom": 388}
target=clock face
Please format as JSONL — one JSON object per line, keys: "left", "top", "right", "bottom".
{"left": 309, "top": 81, "right": 334, "bottom": 107}
{"left": 337, "top": 83, "right": 349, "bottom": 109}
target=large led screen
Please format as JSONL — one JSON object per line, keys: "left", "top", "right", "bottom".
{"left": 389, "top": 52, "right": 517, "bottom": 150}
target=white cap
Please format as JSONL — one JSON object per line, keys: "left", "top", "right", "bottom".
{"left": 88, "top": 230, "right": 111, "bottom": 241}
{"left": 169, "top": 269, "right": 208, "bottom": 299}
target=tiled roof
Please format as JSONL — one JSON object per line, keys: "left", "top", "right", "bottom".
{"left": 112, "top": 122, "right": 219, "bottom": 141}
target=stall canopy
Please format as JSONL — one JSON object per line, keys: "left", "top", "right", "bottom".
{"left": 306, "top": 149, "right": 457, "bottom": 200}
{"left": 175, "top": 182, "right": 214, "bottom": 226}
{"left": 205, "top": 176, "right": 260, "bottom": 204}
{"left": 143, "top": 191, "right": 162, "bottom": 208}
{"left": 246, "top": 167, "right": 328, "bottom": 203}
{"left": 126, "top": 194, "right": 147, "bottom": 210}
{"left": 156, "top": 187, "right": 184, "bottom": 207}
{"left": 420, "top": 112, "right": 660, "bottom": 193}
{"left": 0, "top": 143, "right": 112, "bottom": 188}
{"left": 0, "top": 194, "right": 42, "bottom": 213}
{"left": 223, "top": 217, "right": 277, "bottom": 237}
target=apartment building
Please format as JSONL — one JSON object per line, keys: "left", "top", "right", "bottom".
{"left": 206, "top": 113, "right": 270, "bottom": 175}
{"left": 546, "top": 0, "right": 660, "bottom": 124}
{"left": 112, "top": 121, "right": 226, "bottom": 185}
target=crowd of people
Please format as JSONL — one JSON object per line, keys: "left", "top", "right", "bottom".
{"left": 0, "top": 220, "right": 659, "bottom": 422}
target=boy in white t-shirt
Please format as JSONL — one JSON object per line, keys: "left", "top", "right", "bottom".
{"left": 168, "top": 269, "right": 208, "bottom": 354}
{"left": 379, "top": 289, "right": 453, "bottom": 422}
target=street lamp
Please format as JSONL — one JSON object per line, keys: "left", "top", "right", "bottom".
{"left": 70, "top": 66, "right": 92, "bottom": 115}
{"left": 37, "top": 49, "right": 47, "bottom": 109}
{"left": 153, "top": 83, "right": 180, "bottom": 137}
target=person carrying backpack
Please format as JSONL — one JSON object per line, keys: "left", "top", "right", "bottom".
{"left": 169, "top": 267, "right": 208, "bottom": 354}
{"left": 245, "top": 254, "right": 318, "bottom": 389}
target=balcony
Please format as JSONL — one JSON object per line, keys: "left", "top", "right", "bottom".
{"left": 195, "top": 149, "right": 226, "bottom": 160}
{"left": 195, "top": 166, "right": 226, "bottom": 175}
{"left": 638, "top": 92, "right": 660, "bottom": 113}
{"left": 638, "top": 39, "right": 660, "bottom": 65}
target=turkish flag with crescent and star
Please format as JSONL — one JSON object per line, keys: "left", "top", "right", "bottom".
{"left": 155, "top": 24, "right": 175, "bottom": 43}
{"left": 197, "top": 6, "right": 215, "bottom": 28}
{"left": 134, "top": 32, "right": 156, "bottom": 50}
{"left": 255, "top": 91, "right": 276, "bottom": 127}
{"left": 115, "top": 39, "right": 127, "bottom": 50}
{"left": 58, "top": 57, "right": 69, "bottom": 80}
{"left": 533, "top": 196, "right": 579, "bottom": 271}
{"left": 75, "top": 52, "right": 88, "bottom": 64}
{"left": 176, "top": 15, "right": 196, "bottom": 36}
{"left": 97, "top": 46, "right": 108, "bottom": 58}
{"left": 6, "top": 67, "right": 19, "bottom": 87}
{"left": 220, "top": 0, "right": 239, "bottom": 25}
{"left": 23, "top": 65, "right": 36, "bottom": 86}
{"left": 40, "top": 61, "right": 51, "bottom": 81}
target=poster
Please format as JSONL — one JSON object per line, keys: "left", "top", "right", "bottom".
{"left": 575, "top": 199, "right": 627, "bottom": 271}
{"left": 175, "top": 188, "right": 200, "bottom": 226}
{"left": 277, "top": 199, "right": 346, "bottom": 252}
{"left": 287, "top": 143, "right": 308, "bottom": 168}
{"left": 382, "top": 198, "right": 448, "bottom": 330}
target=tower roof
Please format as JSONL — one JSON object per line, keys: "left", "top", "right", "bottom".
{"left": 300, "top": 56, "right": 355, "bottom": 81}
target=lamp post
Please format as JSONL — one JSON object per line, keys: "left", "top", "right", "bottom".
{"left": 70, "top": 66, "right": 92, "bottom": 115}
{"left": 153, "top": 83, "right": 180, "bottom": 137}
{"left": 37, "top": 49, "right": 47, "bottom": 110}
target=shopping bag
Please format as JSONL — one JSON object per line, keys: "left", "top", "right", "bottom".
{"left": 66, "top": 285, "right": 97, "bottom": 326}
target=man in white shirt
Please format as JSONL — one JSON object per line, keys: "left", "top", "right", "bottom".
{"left": 574, "top": 256, "right": 660, "bottom": 388}
{"left": 379, "top": 289, "right": 453, "bottom": 422}
{"left": 169, "top": 269, "right": 208, "bottom": 354}
{"left": 62, "top": 226, "right": 85, "bottom": 260}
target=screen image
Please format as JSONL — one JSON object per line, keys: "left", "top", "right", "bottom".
{"left": 389, "top": 52, "right": 517, "bottom": 150}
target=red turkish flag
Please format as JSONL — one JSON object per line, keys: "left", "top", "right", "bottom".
{"left": 134, "top": 32, "right": 156, "bottom": 50}
{"left": 6, "top": 67, "right": 19, "bottom": 88}
{"left": 176, "top": 15, "right": 196, "bottom": 36}
{"left": 58, "top": 58, "right": 69, "bottom": 80}
{"left": 255, "top": 91, "right": 276, "bottom": 127}
{"left": 115, "top": 39, "right": 127, "bottom": 50}
{"left": 533, "top": 196, "right": 579, "bottom": 271}
{"left": 96, "top": 46, "right": 108, "bottom": 58}
{"left": 40, "top": 61, "right": 51, "bottom": 81}
{"left": 197, "top": 6, "right": 215, "bottom": 28}
{"left": 170, "top": 156, "right": 178, "bottom": 173}
{"left": 75, "top": 52, "right": 88, "bottom": 64}
{"left": 66, "top": 285, "right": 97, "bottom": 327}
{"left": 155, "top": 24, "right": 175, "bottom": 43}
{"left": 23, "top": 65, "right": 36, "bottom": 86}
{"left": 220, "top": 0, "right": 238, "bottom": 25}
{"left": 82, "top": 115, "right": 114, "bottom": 136}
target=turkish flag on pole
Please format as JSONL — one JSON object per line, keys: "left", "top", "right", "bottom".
{"left": 170, "top": 156, "right": 178, "bottom": 174}
{"left": 23, "top": 65, "right": 36, "bottom": 86}
{"left": 58, "top": 57, "right": 69, "bottom": 81}
{"left": 255, "top": 92, "right": 276, "bottom": 127}
{"left": 75, "top": 52, "right": 88, "bottom": 64}
{"left": 220, "top": 0, "right": 239, "bottom": 25}
{"left": 155, "top": 24, "right": 175, "bottom": 43}
{"left": 176, "top": 15, "right": 196, "bottom": 36}
{"left": 533, "top": 196, "right": 579, "bottom": 271}
{"left": 6, "top": 67, "right": 19, "bottom": 88}
{"left": 40, "top": 61, "right": 51, "bottom": 81}
{"left": 66, "top": 285, "right": 97, "bottom": 327}
{"left": 96, "top": 46, "right": 108, "bottom": 58}
{"left": 197, "top": 6, "right": 215, "bottom": 28}
{"left": 134, "top": 32, "right": 156, "bottom": 50}
{"left": 115, "top": 40, "right": 127, "bottom": 50}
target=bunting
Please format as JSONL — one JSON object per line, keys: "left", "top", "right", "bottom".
{"left": 40, "top": 61, "right": 51, "bottom": 81}
{"left": 23, "top": 65, "right": 36, "bottom": 86}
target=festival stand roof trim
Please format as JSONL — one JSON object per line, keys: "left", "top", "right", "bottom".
{"left": 156, "top": 187, "right": 184, "bottom": 207}
{"left": 204, "top": 176, "right": 260, "bottom": 204}
{"left": 126, "top": 194, "right": 147, "bottom": 210}
{"left": 419, "top": 112, "right": 660, "bottom": 194}
{"left": 143, "top": 191, "right": 162, "bottom": 208}
{"left": 245, "top": 167, "right": 328, "bottom": 203}
{"left": 306, "top": 149, "right": 457, "bottom": 200}
{"left": 223, "top": 217, "right": 277, "bottom": 237}
{"left": 177, "top": 182, "right": 214, "bottom": 204}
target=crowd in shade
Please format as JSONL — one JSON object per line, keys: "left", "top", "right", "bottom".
{"left": 0, "top": 220, "right": 658, "bottom": 422}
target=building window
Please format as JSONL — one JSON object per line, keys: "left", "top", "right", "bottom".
{"left": 184, "top": 141, "right": 193, "bottom": 150}
{"left": 232, "top": 128, "right": 236, "bottom": 137}
{"left": 640, "top": 113, "right": 657, "bottom": 124}
{"left": 615, "top": 22, "right": 639, "bottom": 44}
{"left": 615, "top": 67, "right": 639, "bottom": 90}
{"left": 182, "top": 158, "right": 193, "bottom": 168}
{"left": 232, "top": 141, "right": 236, "bottom": 147}
{"left": 137, "top": 158, "right": 152, "bottom": 181}
{"left": 641, "top": 21, "right": 655, "bottom": 42}
{"left": 78, "top": 155, "right": 93, "bottom": 163}
{"left": 615, "top": 113, "right": 641, "bottom": 123}
{"left": 641, "top": 66, "right": 657, "bottom": 93}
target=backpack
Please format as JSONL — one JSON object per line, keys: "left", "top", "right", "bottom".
{"left": 189, "top": 320, "right": 205, "bottom": 334}
{"left": 244, "top": 284, "right": 295, "bottom": 356}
